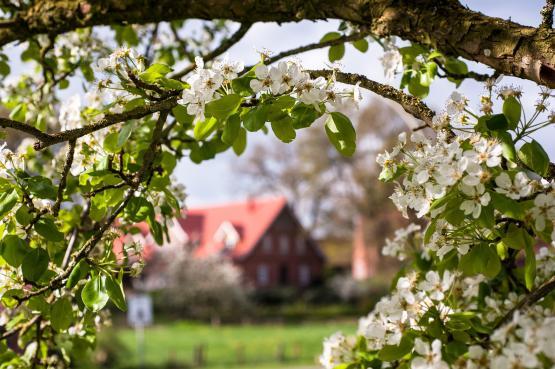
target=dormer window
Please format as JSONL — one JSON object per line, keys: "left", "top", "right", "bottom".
{"left": 213, "top": 221, "right": 240, "bottom": 250}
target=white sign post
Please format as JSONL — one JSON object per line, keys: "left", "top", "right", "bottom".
{"left": 127, "top": 293, "right": 153, "bottom": 368}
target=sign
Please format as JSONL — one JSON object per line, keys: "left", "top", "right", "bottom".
{"left": 127, "top": 293, "right": 153, "bottom": 327}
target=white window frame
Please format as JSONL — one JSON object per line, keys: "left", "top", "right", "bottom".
{"left": 257, "top": 264, "right": 270, "bottom": 286}
{"left": 299, "top": 264, "right": 311, "bottom": 286}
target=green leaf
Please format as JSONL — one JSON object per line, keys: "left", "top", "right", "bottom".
{"left": 34, "top": 217, "right": 64, "bottom": 242}
{"left": 524, "top": 238, "right": 536, "bottom": 291}
{"left": 66, "top": 259, "right": 89, "bottom": 289}
{"left": 0, "top": 189, "right": 18, "bottom": 218}
{"left": 408, "top": 74, "right": 430, "bottom": 98}
{"left": 51, "top": 298, "right": 73, "bottom": 331}
{"left": 243, "top": 107, "right": 265, "bottom": 132}
{"left": 21, "top": 248, "right": 49, "bottom": 282}
{"left": 222, "top": 114, "right": 241, "bottom": 145}
{"left": 291, "top": 103, "right": 323, "bottom": 129}
{"left": 9, "top": 103, "right": 27, "bottom": 122}
{"left": 81, "top": 275, "right": 109, "bottom": 312}
{"left": 172, "top": 105, "right": 194, "bottom": 126}
{"left": 490, "top": 192, "right": 524, "bottom": 220}
{"left": 126, "top": 196, "right": 154, "bottom": 222}
{"left": 503, "top": 96, "right": 521, "bottom": 129}
{"left": 352, "top": 39, "right": 369, "bottom": 53}
{"left": 0, "top": 60, "right": 10, "bottom": 76}
{"left": 271, "top": 117, "right": 296, "bottom": 143}
{"left": 0, "top": 235, "right": 29, "bottom": 268}
{"left": 518, "top": 140, "right": 549, "bottom": 176}
{"left": 500, "top": 224, "right": 534, "bottom": 250}
{"left": 15, "top": 205, "right": 33, "bottom": 226}
{"left": 320, "top": 32, "right": 341, "bottom": 43}
{"left": 105, "top": 271, "right": 127, "bottom": 311}
{"left": 205, "top": 94, "right": 242, "bottom": 121}
{"left": 147, "top": 216, "right": 164, "bottom": 245}
{"left": 328, "top": 44, "right": 345, "bottom": 62}
{"left": 139, "top": 63, "right": 172, "bottom": 83}
{"left": 325, "top": 112, "right": 356, "bottom": 156}
{"left": 144, "top": 63, "right": 172, "bottom": 76}
{"left": 26, "top": 176, "right": 57, "bottom": 200}
{"left": 118, "top": 122, "right": 134, "bottom": 147}
{"left": 494, "top": 130, "right": 517, "bottom": 162}
{"left": 485, "top": 114, "right": 509, "bottom": 131}
{"left": 103, "top": 131, "right": 121, "bottom": 153}
{"left": 232, "top": 127, "right": 247, "bottom": 156}
{"left": 378, "top": 334, "right": 414, "bottom": 361}
{"left": 459, "top": 244, "right": 501, "bottom": 279}
{"left": 194, "top": 117, "right": 219, "bottom": 140}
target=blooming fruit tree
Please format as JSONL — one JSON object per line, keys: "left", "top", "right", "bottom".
{"left": 0, "top": 1, "right": 553, "bottom": 368}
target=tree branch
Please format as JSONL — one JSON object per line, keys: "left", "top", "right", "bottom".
{"left": 171, "top": 22, "right": 252, "bottom": 79}
{"left": 31, "top": 97, "right": 177, "bottom": 150}
{"left": 52, "top": 139, "right": 75, "bottom": 216}
{"left": 494, "top": 274, "right": 555, "bottom": 329}
{"left": 309, "top": 69, "right": 435, "bottom": 126}
{"left": 245, "top": 30, "right": 370, "bottom": 70}
{"left": 0, "top": 1, "right": 554, "bottom": 87}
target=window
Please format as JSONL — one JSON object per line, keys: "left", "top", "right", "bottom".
{"left": 262, "top": 235, "right": 272, "bottom": 253}
{"left": 296, "top": 236, "right": 306, "bottom": 254}
{"left": 279, "top": 235, "right": 289, "bottom": 255}
{"left": 299, "top": 265, "right": 311, "bottom": 286}
{"left": 257, "top": 264, "right": 270, "bottom": 286}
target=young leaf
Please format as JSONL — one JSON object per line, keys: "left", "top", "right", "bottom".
{"left": 205, "top": 94, "right": 242, "bottom": 121}
{"left": 26, "top": 176, "right": 57, "bottom": 200}
{"left": 194, "top": 117, "right": 219, "bottom": 141}
{"left": 66, "top": 259, "right": 90, "bottom": 289}
{"left": 232, "top": 127, "right": 247, "bottom": 156}
{"left": 51, "top": 298, "right": 74, "bottom": 331}
{"left": 105, "top": 271, "right": 127, "bottom": 311}
{"left": 0, "top": 235, "right": 30, "bottom": 268}
{"left": 270, "top": 117, "right": 296, "bottom": 143}
{"left": 172, "top": 105, "right": 195, "bottom": 126}
{"left": 352, "top": 39, "right": 369, "bottom": 53}
{"left": 518, "top": 140, "right": 549, "bottom": 176}
{"left": 34, "top": 217, "right": 64, "bottom": 242}
{"left": 523, "top": 237, "right": 536, "bottom": 291}
{"left": 328, "top": 44, "right": 345, "bottom": 62}
{"left": 325, "top": 112, "right": 356, "bottom": 156}
{"left": 81, "top": 274, "right": 109, "bottom": 312}
{"left": 503, "top": 96, "right": 521, "bottom": 129}
{"left": 21, "top": 248, "right": 49, "bottom": 282}
{"left": 125, "top": 196, "right": 155, "bottom": 222}
{"left": 222, "top": 114, "right": 241, "bottom": 145}
{"left": 0, "top": 189, "right": 19, "bottom": 218}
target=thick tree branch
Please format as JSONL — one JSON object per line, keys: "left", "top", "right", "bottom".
{"left": 32, "top": 97, "right": 178, "bottom": 150}
{"left": 309, "top": 69, "right": 435, "bottom": 126}
{"left": 1, "top": 1, "right": 554, "bottom": 87}
{"left": 171, "top": 22, "right": 252, "bottom": 79}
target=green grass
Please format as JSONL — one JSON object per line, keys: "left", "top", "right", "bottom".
{"left": 100, "top": 320, "right": 356, "bottom": 368}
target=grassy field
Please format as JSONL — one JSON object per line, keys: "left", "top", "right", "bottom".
{"left": 95, "top": 320, "right": 356, "bottom": 369}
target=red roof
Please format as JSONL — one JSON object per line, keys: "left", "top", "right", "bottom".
{"left": 178, "top": 196, "right": 288, "bottom": 259}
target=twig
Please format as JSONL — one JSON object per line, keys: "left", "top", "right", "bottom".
{"left": 52, "top": 139, "right": 76, "bottom": 216}
{"left": 245, "top": 31, "right": 371, "bottom": 70}
{"left": 170, "top": 23, "right": 252, "bottom": 79}
{"left": 494, "top": 274, "right": 555, "bottom": 329}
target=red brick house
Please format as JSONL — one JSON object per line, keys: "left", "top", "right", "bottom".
{"left": 119, "top": 197, "right": 325, "bottom": 289}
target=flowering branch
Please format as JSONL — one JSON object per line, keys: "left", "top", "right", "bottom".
{"left": 171, "top": 23, "right": 252, "bottom": 79}
{"left": 309, "top": 69, "right": 435, "bottom": 126}
{"left": 245, "top": 30, "right": 371, "bottom": 70}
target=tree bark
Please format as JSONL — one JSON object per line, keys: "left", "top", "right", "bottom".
{"left": 1, "top": 0, "right": 554, "bottom": 87}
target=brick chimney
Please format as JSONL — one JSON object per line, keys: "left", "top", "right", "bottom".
{"left": 352, "top": 215, "right": 377, "bottom": 280}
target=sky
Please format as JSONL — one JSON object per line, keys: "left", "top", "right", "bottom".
{"left": 177, "top": 0, "right": 555, "bottom": 206}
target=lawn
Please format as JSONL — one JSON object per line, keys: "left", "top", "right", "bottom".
{"left": 94, "top": 320, "right": 356, "bottom": 369}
